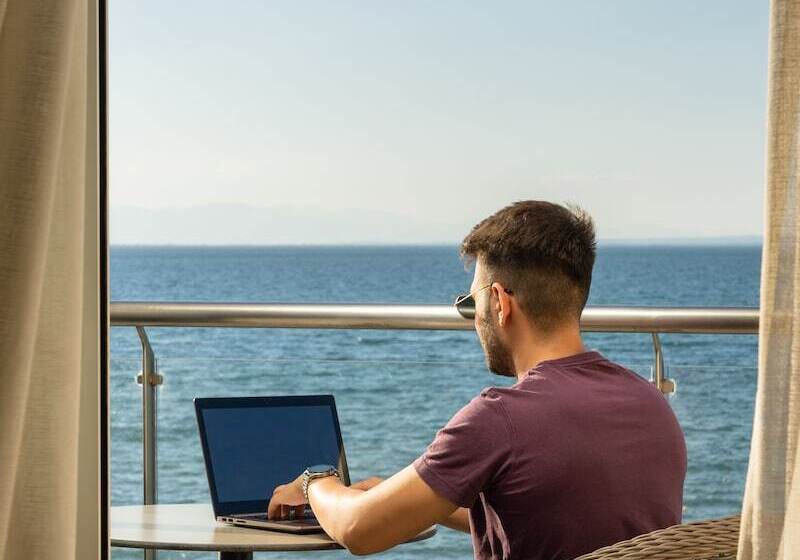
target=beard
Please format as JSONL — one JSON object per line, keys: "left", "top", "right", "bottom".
{"left": 476, "top": 313, "right": 516, "bottom": 377}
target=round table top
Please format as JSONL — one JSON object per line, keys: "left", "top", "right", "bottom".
{"left": 111, "top": 504, "right": 437, "bottom": 552}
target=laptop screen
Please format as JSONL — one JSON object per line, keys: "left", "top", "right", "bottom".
{"left": 195, "top": 395, "right": 350, "bottom": 516}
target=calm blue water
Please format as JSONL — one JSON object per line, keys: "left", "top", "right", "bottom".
{"left": 110, "top": 245, "right": 760, "bottom": 559}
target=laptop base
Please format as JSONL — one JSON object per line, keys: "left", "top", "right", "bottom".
{"left": 219, "top": 515, "right": 325, "bottom": 534}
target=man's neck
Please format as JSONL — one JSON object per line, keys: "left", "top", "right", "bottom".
{"left": 512, "top": 326, "right": 587, "bottom": 382}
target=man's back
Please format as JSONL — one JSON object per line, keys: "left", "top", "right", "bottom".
{"left": 413, "top": 350, "right": 687, "bottom": 560}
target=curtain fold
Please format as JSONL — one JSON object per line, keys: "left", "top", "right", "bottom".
{"left": 738, "top": 0, "right": 800, "bottom": 558}
{"left": 0, "top": 1, "right": 100, "bottom": 559}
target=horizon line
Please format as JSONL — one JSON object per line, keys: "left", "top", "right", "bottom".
{"left": 110, "top": 236, "right": 763, "bottom": 249}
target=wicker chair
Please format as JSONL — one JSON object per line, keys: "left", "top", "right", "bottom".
{"left": 574, "top": 515, "right": 740, "bottom": 560}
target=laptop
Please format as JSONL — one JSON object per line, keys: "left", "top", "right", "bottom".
{"left": 194, "top": 395, "right": 351, "bottom": 533}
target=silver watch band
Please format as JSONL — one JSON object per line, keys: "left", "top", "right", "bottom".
{"left": 302, "top": 466, "right": 339, "bottom": 502}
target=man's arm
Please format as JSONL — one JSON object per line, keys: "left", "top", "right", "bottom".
{"left": 268, "top": 465, "right": 459, "bottom": 555}
{"left": 310, "top": 465, "right": 458, "bottom": 554}
{"left": 267, "top": 394, "right": 511, "bottom": 551}
{"left": 329, "top": 476, "right": 469, "bottom": 533}
{"left": 440, "top": 507, "right": 470, "bottom": 533}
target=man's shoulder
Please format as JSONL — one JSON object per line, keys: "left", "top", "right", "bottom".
{"left": 460, "top": 386, "right": 508, "bottom": 414}
{"left": 477, "top": 385, "right": 507, "bottom": 400}
{"left": 521, "top": 352, "right": 652, "bottom": 388}
{"left": 445, "top": 387, "right": 515, "bottom": 431}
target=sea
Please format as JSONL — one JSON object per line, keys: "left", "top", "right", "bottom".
{"left": 110, "top": 245, "right": 761, "bottom": 559}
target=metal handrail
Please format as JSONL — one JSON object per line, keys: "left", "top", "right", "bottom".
{"left": 111, "top": 302, "right": 759, "bottom": 334}
{"left": 116, "top": 301, "right": 759, "bottom": 558}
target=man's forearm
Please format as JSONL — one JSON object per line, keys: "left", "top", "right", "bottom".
{"left": 305, "top": 465, "right": 458, "bottom": 555}
{"left": 307, "top": 476, "right": 365, "bottom": 544}
{"left": 440, "top": 507, "right": 470, "bottom": 533}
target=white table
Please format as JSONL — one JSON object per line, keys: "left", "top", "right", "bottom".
{"left": 111, "top": 504, "right": 436, "bottom": 560}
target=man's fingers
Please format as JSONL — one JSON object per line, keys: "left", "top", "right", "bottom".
{"left": 268, "top": 481, "right": 306, "bottom": 520}
{"left": 293, "top": 504, "right": 306, "bottom": 518}
{"left": 267, "top": 494, "right": 280, "bottom": 520}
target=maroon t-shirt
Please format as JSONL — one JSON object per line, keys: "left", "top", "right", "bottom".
{"left": 412, "top": 351, "right": 687, "bottom": 560}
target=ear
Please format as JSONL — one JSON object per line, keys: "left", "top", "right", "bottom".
{"left": 491, "top": 282, "right": 512, "bottom": 327}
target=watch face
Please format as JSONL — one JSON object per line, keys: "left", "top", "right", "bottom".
{"left": 307, "top": 464, "right": 336, "bottom": 474}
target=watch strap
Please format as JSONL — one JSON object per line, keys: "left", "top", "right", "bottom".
{"left": 302, "top": 466, "right": 339, "bottom": 502}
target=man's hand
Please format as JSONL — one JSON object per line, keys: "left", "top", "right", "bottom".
{"left": 266, "top": 473, "right": 307, "bottom": 520}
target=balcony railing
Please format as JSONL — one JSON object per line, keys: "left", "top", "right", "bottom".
{"left": 110, "top": 301, "right": 759, "bottom": 559}
{"left": 112, "top": 302, "right": 758, "bottom": 333}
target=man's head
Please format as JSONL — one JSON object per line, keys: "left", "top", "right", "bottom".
{"left": 460, "top": 200, "right": 596, "bottom": 376}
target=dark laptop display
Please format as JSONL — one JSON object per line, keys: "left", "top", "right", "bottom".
{"left": 194, "top": 395, "right": 351, "bottom": 521}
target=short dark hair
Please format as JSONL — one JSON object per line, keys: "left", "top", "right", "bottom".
{"left": 460, "top": 200, "right": 596, "bottom": 331}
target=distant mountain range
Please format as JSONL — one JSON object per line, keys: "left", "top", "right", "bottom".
{"left": 111, "top": 204, "right": 466, "bottom": 245}
{"left": 111, "top": 205, "right": 762, "bottom": 246}
{"left": 598, "top": 236, "right": 762, "bottom": 246}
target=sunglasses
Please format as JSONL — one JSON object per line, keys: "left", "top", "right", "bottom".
{"left": 454, "top": 284, "right": 513, "bottom": 319}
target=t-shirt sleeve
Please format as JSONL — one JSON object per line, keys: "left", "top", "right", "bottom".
{"left": 412, "top": 389, "right": 513, "bottom": 508}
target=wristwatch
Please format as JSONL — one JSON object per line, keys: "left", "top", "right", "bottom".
{"left": 302, "top": 464, "right": 340, "bottom": 502}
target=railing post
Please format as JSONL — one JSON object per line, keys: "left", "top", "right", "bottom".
{"left": 651, "top": 332, "right": 676, "bottom": 395}
{"left": 136, "top": 326, "right": 162, "bottom": 560}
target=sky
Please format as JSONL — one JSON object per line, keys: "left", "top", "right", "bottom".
{"left": 109, "top": 1, "right": 769, "bottom": 245}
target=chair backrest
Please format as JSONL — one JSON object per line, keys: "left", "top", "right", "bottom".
{"left": 574, "top": 515, "right": 740, "bottom": 560}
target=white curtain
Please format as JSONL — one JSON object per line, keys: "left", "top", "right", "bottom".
{"left": 738, "top": 0, "right": 800, "bottom": 558}
{"left": 0, "top": 1, "right": 102, "bottom": 559}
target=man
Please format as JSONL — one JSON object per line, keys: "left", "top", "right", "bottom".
{"left": 267, "top": 201, "right": 687, "bottom": 559}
